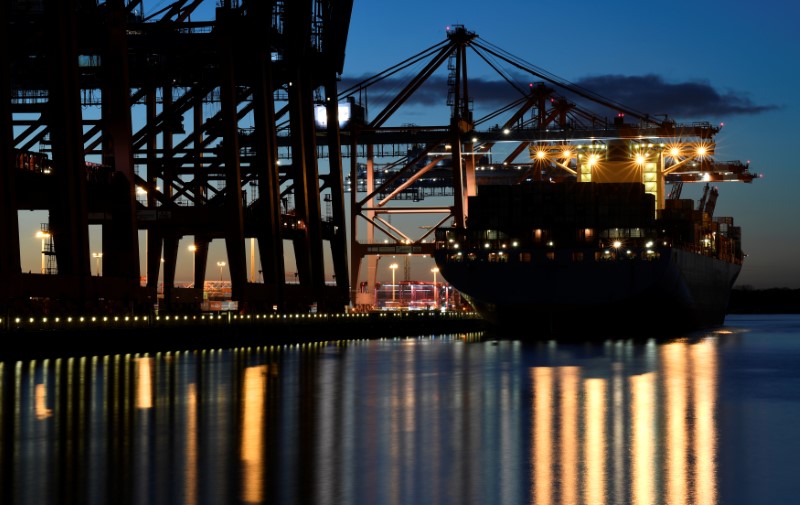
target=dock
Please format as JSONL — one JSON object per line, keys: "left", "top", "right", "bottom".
{"left": 0, "top": 310, "right": 487, "bottom": 360}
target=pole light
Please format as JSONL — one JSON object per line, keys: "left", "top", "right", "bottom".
{"left": 431, "top": 266, "right": 439, "bottom": 308}
{"left": 217, "top": 261, "right": 226, "bottom": 281}
{"left": 93, "top": 252, "right": 103, "bottom": 276}
{"left": 35, "top": 230, "right": 50, "bottom": 274}
{"left": 389, "top": 263, "right": 399, "bottom": 301}
{"left": 159, "top": 257, "right": 165, "bottom": 293}
{"left": 188, "top": 244, "right": 197, "bottom": 285}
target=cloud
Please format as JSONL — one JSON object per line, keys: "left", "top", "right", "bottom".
{"left": 571, "top": 74, "right": 777, "bottom": 118}
{"left": 339, "top": 73, "right": 777, "bottom": 122}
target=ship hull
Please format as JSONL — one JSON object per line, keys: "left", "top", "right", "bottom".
{"left": 436, "top": 247, "right": 741, "bottom": 338}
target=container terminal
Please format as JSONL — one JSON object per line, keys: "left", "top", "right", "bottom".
{"left": 3, "top": 3, "right": 759, "bottom": 338}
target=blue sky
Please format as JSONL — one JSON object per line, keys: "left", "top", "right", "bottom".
{"left": 341, "top": 0, "right": 800, "bottom": 289}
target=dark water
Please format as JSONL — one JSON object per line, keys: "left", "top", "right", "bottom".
{"left": 2, "top": 314, "right": 800, "bottom": 505}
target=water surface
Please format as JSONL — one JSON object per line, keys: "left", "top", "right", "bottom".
{"left": 3, "top": 314, "right": 799, "bottom": 504}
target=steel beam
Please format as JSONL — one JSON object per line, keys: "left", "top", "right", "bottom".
{"left": 5, "top": 1, "right": 354, "bottom": 315}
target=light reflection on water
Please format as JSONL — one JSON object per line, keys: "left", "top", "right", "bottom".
{"left": 3, "top": 316, "right": 800, "bottom": 505}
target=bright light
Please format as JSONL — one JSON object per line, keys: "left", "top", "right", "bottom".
{"left": 93, "top": 252, "right": 103, "bottom": 276}
{"left": 313, "top": 102, "right": 352, "bottom": 128}
{"left": 430, "top": 267, "right": 439, "bottom": 309}
{"left": 36, "top": 230, "right": 51, "bottom": 274}
{"left": 389, "top": 263, "right": 399, "bottom": 301}
{"left": 188, "top": 244, "right": 197, "bottom": 284}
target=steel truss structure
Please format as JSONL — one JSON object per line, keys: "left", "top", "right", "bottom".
{"left": 339, "top": 25, "right": 757, "bottom": 308}
{"left": 2, "top": 5, "right": 756, "bottom": 315}
{"left": 2, "top": 0, "right": 353, "bottom": 314}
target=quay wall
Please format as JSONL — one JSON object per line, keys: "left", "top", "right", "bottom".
{"left": 0, "top": 311, "right": 487, "bottom": 360}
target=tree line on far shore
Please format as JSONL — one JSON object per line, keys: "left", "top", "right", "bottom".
{"left": 728, "top": 287, "right": 800, "bottom": 314}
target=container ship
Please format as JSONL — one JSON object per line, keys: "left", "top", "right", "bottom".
{"left": 433, "top": 124, "right": 758, "bottom": 337}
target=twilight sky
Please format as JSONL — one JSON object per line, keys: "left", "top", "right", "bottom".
{"left": 341, "top": 0, "right": 800, "bottom": 289}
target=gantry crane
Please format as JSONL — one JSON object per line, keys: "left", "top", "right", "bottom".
{"left": 339, "top": 25, "right": 757, "bottom": 309}
{"left": 3, "top": 0, "right": 354, "bottom": 314}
